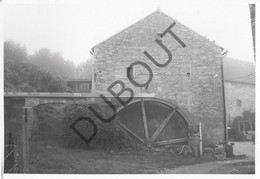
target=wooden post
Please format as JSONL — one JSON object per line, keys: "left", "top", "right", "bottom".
{"left": 21, "top": 107, "right": 29, "bottom": 173}
{"left": 199, "top": 122, "right": 203, "bottom": 156}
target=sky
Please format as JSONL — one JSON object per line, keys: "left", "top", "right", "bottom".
{"left": 3, "top": 0, "right": 255, "bottom": 65}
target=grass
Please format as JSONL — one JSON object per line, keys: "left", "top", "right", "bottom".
{"left": 29, "top": 140, "right": 212, "bottom": 174}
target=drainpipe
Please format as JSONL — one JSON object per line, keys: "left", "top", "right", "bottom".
{"left": 221, "top": 58, "right": 228, "bottom": 141}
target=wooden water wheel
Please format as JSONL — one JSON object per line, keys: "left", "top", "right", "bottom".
{"left": 116, "top": 98, "right": 193, "bottom": 147}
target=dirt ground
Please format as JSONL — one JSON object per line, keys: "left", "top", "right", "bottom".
{"left": 161, "top": 159, "right": 254, "bottom": 174}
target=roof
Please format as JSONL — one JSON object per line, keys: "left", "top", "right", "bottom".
{"left": 92, "top": 10, "right": 222, "bottom": 50}
{"left": 223, "top": 57, "right": 255, "bottom": 84}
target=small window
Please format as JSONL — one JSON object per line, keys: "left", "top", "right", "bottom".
{"left": 236, "top": 99, "right": 242, "bottom": 107}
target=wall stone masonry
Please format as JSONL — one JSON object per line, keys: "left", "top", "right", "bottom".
{"left": 92, "top": 11, "right": 225, "bottom": 146}
{"left": 225, "top": 81, "right": 255, "bottom": 126}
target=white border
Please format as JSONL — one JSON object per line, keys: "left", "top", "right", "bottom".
{"left": 1, "top": 0, "right": 258, "bottom": 179}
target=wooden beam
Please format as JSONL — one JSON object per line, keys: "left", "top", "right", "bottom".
{"left": 153, "top": 138, "right": 188, "bottom": 146}
{"left": 118, "top": 123, "right": 145, "bottom": 144}
{"left": 141, "top": 98, "right": 150, "bottom": 146}
{"left": 151, "top": 108, "right": 176, "bottom": 143}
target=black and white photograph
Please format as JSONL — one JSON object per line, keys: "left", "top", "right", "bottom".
{"left": 0, "top": 0, "right": 257, "bottom": 177}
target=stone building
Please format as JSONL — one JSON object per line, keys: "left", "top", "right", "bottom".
{"left": 223, "top": 57, "right": 255, "bottom": 130}
{"left": 91, "top": 11, "right": 226, "bottom": 146}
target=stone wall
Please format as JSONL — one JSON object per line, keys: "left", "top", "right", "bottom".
{"left": 225, "top": 81, "right": 255, "bottom": 126}
{"left": 92, "top": 11, "right": 225, "bottom": 146}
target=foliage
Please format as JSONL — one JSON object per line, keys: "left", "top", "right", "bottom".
{"left": 4, "top": 59, "right": 67, "bottom": 92}
{"left": 4, "top": 40, "right": 93, "bottom": 92}
{"left": 231, "top": 110, "right": 255, "bottom": 141}
{"left": 62, "top": 102, "right": 138, "bottom": 151}
{"left": 241, "top": 110, "right": 255, "bottom": 121}
{"left": 74, "top": 60, "right": 92, "bottom": 79}
{"left": 33, "top": 104, "right": 65, "bottom": 140}
{"left": 29, "top": 48, "right": 76, "bottom": 78}
{"left": 233, "top": 110, "right": 255, "bottom": 122}
{"left": 4, "top": 40, "right": 27, "bottom": 62}
{"left": 4, "top": 41, "right": 68, "bottom": 92}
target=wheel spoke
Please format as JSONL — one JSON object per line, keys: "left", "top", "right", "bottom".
{"left": 151, "top": 108, "right": 176, "bottom": 143}
{"left": 141, "top": 98, "right": 150, "bottom": 146}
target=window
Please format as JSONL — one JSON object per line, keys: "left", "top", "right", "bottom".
{"left": 236, "top": 99, "right": 242, "bottom": 107}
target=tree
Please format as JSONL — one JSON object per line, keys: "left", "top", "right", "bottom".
{"left": 75, "top": 60, "right": 92, "bottom": 79}
{"left": 29, "top": 48, "right": 76, "bottom": 78}
{"left": 62, "top": 59, "right": 75, "bottom": 77}
{"left": 29, "top": 48, "right": 53, "bottom": 70}
{"left": 4, "top": 40, "right": 27, "bottom": 61}
{"left": 4, "top": 43, "right": 67, "bottom": 92}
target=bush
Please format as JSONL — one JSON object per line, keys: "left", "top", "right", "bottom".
{"left": 33, "top": 104, "right": 65, "bottom": 140}
{"left": 4, "top": 59, "right": 67, "bottom": 92}
{"left": 62, "top": 101, "right": 139, "bottom": 151}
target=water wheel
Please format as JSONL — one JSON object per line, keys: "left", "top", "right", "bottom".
{"left": 116, "top": 98, "right": 192, "bottom": 147}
